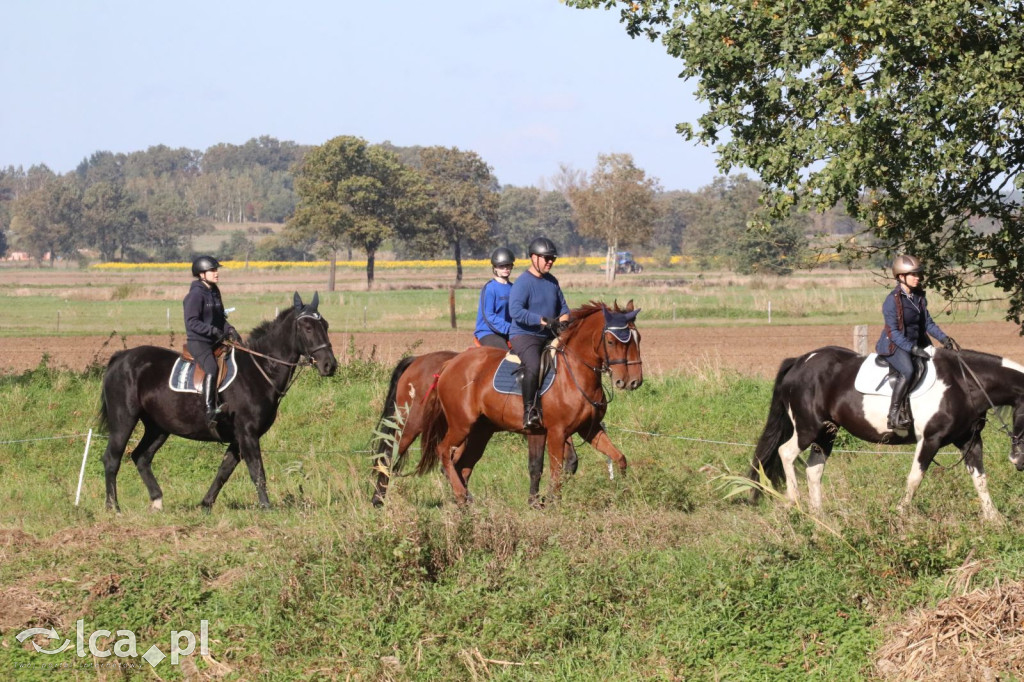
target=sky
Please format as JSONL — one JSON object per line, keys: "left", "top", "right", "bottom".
{"left": 2, "top": 0, "right": 725, "bottom": 192}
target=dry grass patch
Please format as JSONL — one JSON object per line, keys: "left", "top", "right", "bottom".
{"left": 875, "top": 572, "right": 1024, "bottom": 681}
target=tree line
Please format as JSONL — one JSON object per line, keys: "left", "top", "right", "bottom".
{"left": 0, "top": 134, "right": 853, "bottom": 287}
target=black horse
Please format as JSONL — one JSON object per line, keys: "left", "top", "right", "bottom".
{"left": 98, "top": 292, "right": 337, "bottom": 512}
{"left": 750, "top": 346, "right": 1024, "bottom": 522}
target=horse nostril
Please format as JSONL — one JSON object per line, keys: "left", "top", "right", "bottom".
{"left": 615, "top": 379, "right": 625, "bottom": 389}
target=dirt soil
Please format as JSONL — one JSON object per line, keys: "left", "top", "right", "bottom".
{"left": 3, "top": 321, "right": 1022, "bottom": 377}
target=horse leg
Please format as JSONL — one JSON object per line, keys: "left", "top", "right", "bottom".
{"left": 581, "top": 424, "right": 627, "bottom": 478}
{"left": 438, "top": 429, "right": 472, "bottom": 505}
{"left": 777, "top": 429, "right": 805, "bottom": 508}
{"left": 201, "top": 442, "right": 241, "bottom": 511}
{"left": 241, "top": 438, "right": 272, "bottom": 510}
{"left": 957, "top": 430, "right": 1002, "bottom": 523}
{"left": 545, "top": 430, "right": 570, "bottom": 502}
{"left": 372, "top": 426, "right": 422, "bottom": 508}
{"left": 527, "top": 433, "right": 546, "bottom": 508}
{"left": 455, "top": 428, "right": 493, "bottom": 504}
{"left": 805, "top": 429, "right": 837, "bottom": 515}
{"left": 897, "top": 437, "right": 941, "bottom": 515}
{"left": 130, "top": 421, "right": 169, "bottom": 511}
{"left": 102, "top": 418, "right": 138, "bottom": 513}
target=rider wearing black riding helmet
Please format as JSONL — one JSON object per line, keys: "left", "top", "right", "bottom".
{"left": 183, "top": 255, "right": 241, "bottom": 425}
{"left": 875, "top": 254, "right": 957, "bottom": 430}
{"left": 508, "top": 236, "right": 570, "bottom": 430}
{"left": 474, "top": 247, "right": 516, "bottom": 350}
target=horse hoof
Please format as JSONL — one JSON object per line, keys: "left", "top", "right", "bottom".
{"left": 150, "top": 499, "right": 163, "bottom": 512}
{"left": 371, "top": 494, "right": 385, "bottom": 508}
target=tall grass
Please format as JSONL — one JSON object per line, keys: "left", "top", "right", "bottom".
{"left": 3, "top": 360, "right": 1024, "bottom": 679}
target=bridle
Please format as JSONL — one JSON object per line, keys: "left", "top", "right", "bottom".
{"left": 557, "top": 318, "right": 641, "bottom": 408}
{"left": 225, "top": 310, "right": 332, "bottom": 398}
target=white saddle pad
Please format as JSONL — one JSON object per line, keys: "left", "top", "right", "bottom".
{"left": 853, "top": 350, "right": 936, "bottom": 397}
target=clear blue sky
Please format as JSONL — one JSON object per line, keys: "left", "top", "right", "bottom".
{"left": 2, "top": 0, "right": 723, "bottom": 191}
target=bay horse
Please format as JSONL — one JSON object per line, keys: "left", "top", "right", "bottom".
{"left": 749, "top": 346, "right": 1024, "bottom": 522}
{"left": 414, "top": 301, "right": 643, "bottom": 506}
{"left": 370, "top": 351, "right": 581, "bottom": 506}
{"left": 98, "top": 292, "right": 337, "bottom": 512}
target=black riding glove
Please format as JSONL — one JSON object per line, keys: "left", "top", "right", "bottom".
{"left": 911, "top": 347, "right": 931, "bottom": 359}
{"left": 541, "top": 317, "right": 553, "bottom": 328}
{"left": 227, "top": 328, "right": 242, "bottom": 343}
{"left": 943, "top": 337, "right": 957, "bottom": 350}
{"left": 211, "top": 327, "right": 224, "bottom": 342}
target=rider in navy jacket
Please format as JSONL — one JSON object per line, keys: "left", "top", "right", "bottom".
{"left": 875, "top": 254, "right": 955, "bottom": 430}
{"left": 508, "top": 237, "right": 570, "bottom": 430}
{"left": 184, "top": 255, "right": 239, "bottom": 425}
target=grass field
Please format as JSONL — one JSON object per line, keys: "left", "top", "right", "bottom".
{"left": 2, "top": 264, "right": 1024, "bottom": 680}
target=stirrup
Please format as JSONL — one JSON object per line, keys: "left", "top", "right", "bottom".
{"left": 523, "top": 407, "right": 542, "bottom": 430}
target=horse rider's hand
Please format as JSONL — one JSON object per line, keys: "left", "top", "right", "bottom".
{"left": 227, "top": 328, "right": 243, "bottom": 344}
{"left": 943, "top": 336, "right": 958, "bottom": 350}
{"left": 211, "top": 327, "right": 224, "bottom": 342}
{"left": 911, "top": 346, "right": 931, "bottom": 359}
{"left": 540, "top": 317, "right": 553, "bottom": 328}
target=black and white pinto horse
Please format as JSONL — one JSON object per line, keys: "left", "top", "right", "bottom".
{"left": 98, "top": 292, "right": 337, "bottom": 512}
{"left": 749, "top": 345, "right": 1024, "bottom": 522}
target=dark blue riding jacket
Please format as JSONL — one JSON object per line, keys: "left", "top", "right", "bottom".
{"left": 509, "top": 271, "right": 569, "bottom": 338}
{"left": 875, "top": 285, "right": 947, "bottom": 356}
{"left": 183, "top": 280, "right": 235, "bottom": 344}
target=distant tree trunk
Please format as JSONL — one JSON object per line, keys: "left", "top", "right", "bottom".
{"left": 366, "top": 249, "right": 376, "bottom": 290}
{"left": 605, "top": 242, "right": 618, "bottom": 284}
{"left": 328, "top": 251, "right": 337, "bottom": 292}
{"left": 454, "top": 240, "right": 463, "bottom": 284}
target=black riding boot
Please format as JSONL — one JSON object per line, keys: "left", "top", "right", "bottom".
{"left": 202, "top": 373, "right": 220, "bottom": 424}
{"left": 521, "top": 372, "right": 542, "bottom": 430}
{"left": 887, "top": 374, "right": 913, "bottom": 430}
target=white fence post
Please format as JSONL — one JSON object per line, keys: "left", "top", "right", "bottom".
{"left": 854, "top": 325, "right": 868, "bottom": 355}
{"left": 75, "top": 429, "right": 93, "bottom": 506}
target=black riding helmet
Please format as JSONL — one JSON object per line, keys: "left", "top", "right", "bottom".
{"left": 528, "top": 237, "right": 558, "bottom": 258}
{"left": 191, "top": 255, "right": 221, "bottom": 277}
{"left": 490, "top": 247, "right": 515, "bottom": 268}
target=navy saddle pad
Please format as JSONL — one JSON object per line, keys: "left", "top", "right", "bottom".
{"left": 168, "top": 348, "right": 238, "bottom": 393}
{"left": 492, "top": 355, "right": 556, "bottom": 396}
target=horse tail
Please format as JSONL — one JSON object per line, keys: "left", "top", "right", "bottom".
{"left": 95, "top": 350, "right": 128, "bottom": 435}
{"left": 748, "top": 356, "right": 798, "bottom": 502}
{"left": 416, "top": 377, "right": 448, "bottom": 476}
{"left": 373, "top": 355, "right": 418, "bottom": 465}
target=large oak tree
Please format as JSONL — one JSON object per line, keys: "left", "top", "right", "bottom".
{"left": 568, "top": 0, "right": 1024, "bottom": 319}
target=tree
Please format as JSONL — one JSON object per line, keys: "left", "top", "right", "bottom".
{"left": 82, "top": 181, "right": 143, "bottom": 260}
{"left": 417, "top": 147, "right": 499, "bottom": 283}
{"left": 682, "top": 175, "right": 761, "bottom": 269}
{"left": 496, "top": 185, "right": 541, "bottom": 253}
{"left": 567, "top": 1, "right": 1024, "bottom": 319}
{"left": 288, "top": 136, "right": 428, "bottom": 289}
{"left": 566, "top": 153, "right": 660, "bottom": 283}
{"left": 9, "top": 175, "right": 82, "bottom": 264}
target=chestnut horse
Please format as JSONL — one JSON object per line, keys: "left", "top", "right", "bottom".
{"left": 370, "top": 351, "right": 582, "bottom": 506}
{"left": 415, "top": 301, "right": 643, "bottom": 505}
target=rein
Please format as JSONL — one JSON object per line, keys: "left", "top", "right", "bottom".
{"left": 951, "top": 350, "right": 1023, "bottom": 449}
{"left": 223, "top": 311, "right": 330, "bottom": 398}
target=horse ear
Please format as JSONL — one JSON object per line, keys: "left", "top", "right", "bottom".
{"left": 602, "top": 305, "right": 614, "bottom": 325}
{"left": 310, "top": 292, "right": 319, "bottom": 311}
{"left": 625, "top": 309, "right": 641, "bottom": 322}
{"left": 293, "top": 292, "right": 303, "bottom": 311}
{"left": 625, "top": 299, "right": 634, "bottom": 311}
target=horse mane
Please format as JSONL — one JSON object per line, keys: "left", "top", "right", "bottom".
{"left": 560, "top": 300, "right": 629, "bottom": 343}
{"left": 247, "top": 307, "right": 296, "bottom": 352}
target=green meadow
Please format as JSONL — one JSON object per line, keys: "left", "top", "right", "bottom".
{"left": 1, "top": 264, "right": 1023, "bottom": 680}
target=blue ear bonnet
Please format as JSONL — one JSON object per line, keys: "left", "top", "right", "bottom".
{"left": 602, "top": 307, "right": 640, "bottom": 343}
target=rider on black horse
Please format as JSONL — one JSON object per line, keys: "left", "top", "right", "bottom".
{"left": 184, "top": 255, "right": 241, "bottom": 425}
{"left": 508, "top": 237, "right": 570, "bottom": 430}
{"left": 875, "top": 254, "right": 957, "bottom": 430}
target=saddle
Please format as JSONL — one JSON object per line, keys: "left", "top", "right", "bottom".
{"left": 492, "top": 343, "right": 559, "bottom": 396}
{"left": 169, "top": 344, "right": 238, "bottom": 393}
{"left": 853, "top": 351, "right": 935, "bottom": 397}
{"left": 181, "top": 343, "right": 230, "bottom": 387}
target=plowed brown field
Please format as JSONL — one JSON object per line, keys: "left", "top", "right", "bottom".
{"left": 4, "top": 321, "right": 1022, "bottom": 377}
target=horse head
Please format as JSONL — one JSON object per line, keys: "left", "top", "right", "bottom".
{"left": 600, "top": 300, "right": 643, "bottom": 390}
{"left": 293, "top": 292, "right": 338, "bottom": 377}
{"left": 1011, "top": 395, "right": 1024, "bottom": 471}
